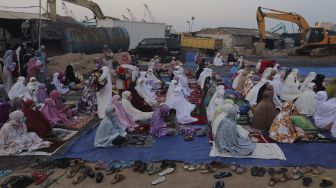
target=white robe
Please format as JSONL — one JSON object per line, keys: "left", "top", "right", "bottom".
{"left": 23, "top": 85, "right": 38, "bottom": 103}
{"left": 166, "top": 80, "right": 177, "bottom": 102}
{"left": 165, "top": 85, "right": 197, "bottom": 124}
{"left": 314, "top": 91, "right": 336, "bottom": 137}
{"left": 245, "top": 79, "right": 267, "bottom": 106}
{"left": 198, "top": 68, "right": 213, "bottom": 89}
{"left": 232, "top": 69, "right": 244, "bottom": 89}
{"left": 8, "top": 77, "right": 26, "bottom": 100}
{"left": 280, "top": 70, "right": 301, "bottom": 101}
{"left": 271, "top": 74, "right": 284, "bottom": 97}
{"left": 207, "top": 88, "right": 225, "bottom": 122}
{"left": 295, "top": 85, "right": 316, "bottom": 116}
{"left": 121, "top": 96, "right": 153, "bottom": 121}
{"left": 300, "top": 72, "right": 316, "bottom": 93}
{"left": 121, "top": 64, "right": 139, "bottom": 82}
{"left": 52, "top": 73, "right": 69, "bottom": 94}
{"left": 96, "top": 66, "right": 113, "bottom": 119}
{"left": 213, "top": 54, "right": 224, "bottom": 66}
{"left": 135, "top": 79, "right": 157, "bottom": 107}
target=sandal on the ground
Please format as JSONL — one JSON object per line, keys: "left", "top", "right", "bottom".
{"left": 159, "top": 167, "right": 175, "bottom": 176}
{"left": 138, "top": 163, "right": 147, "bottom": 174}
{"left": 258, "top": 167, "right": 267, "bottom": 177}
{"left": 72, "top": 172, "right": 87, "bottom": 185}
{"left": 67, "top": 166, "right": 81, "bottom": 178}
{"left": 182, "top": 162, "right": 190, "bottom": 170}
{"left": 151, "top": 176, "right": 166, "bottom": 185}
{"left": 95, "top": 172, "right": 104, "bottom": 183}
{"left": 0, "top": 176, "right": 20, "bottom": 186}
{"left": 111, "top": 174, "right": 125, "bottom": 184}
{"left": 229, "top": 163, "right": 237, "bottom": 172}
{"left": 133, "top": 161, "right": 141, "bottom": 172}
{"left": 212, "top": 180, "right": 225, "bottom": 188}
{"left": 201, "top": 166, "right": 216, "bottom": 174}
{"left": 83, "top": 167, "right": 95, "bottom": 178}
{"left": 319, "top": 179, "right": 333, "bottom": 188}
{"left": 268, "top": 168, "right": 276, "bottom": 177}
{"left": 106, "top": 168, "right": 121, "bottom": 175}
{"left": 188, "top": 165, "right": 200, "bottom": 172}
{"left": 302, "top": 177, "right": 313, "bottom": 187}
{"left": 236, "top": 166, "right": 246, "bottom": 174}
{"left": 251, "top": 166, "right": 259, "bottom": 177}
{"left": 291, "top": 173, "right": 303, "bottom": 180}
{"left": 32, "top": 172, "right": 48, "bottom": 185}
{"left": 184, "top": 136, "right": 193, "bottom": 141}
{"left": 160, "top": 160, "right": 170, "bottom": 170}
{"left": 148, "top": 166, "right": 161, "bottom": 175}
{"left": 279, "top": 173, "right": 291, "bottom": 182}
{"left": 268, "top": 177, "right": 280, "bottom": 186}
{"left": 214, "top": 171, "right": 232, "bottom": 179}
{"left": 200, "top": 163, "right": 208, "bottom": 170}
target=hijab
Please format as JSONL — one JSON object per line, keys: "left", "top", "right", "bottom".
{"left": 312, "top": 74, "right": 326, "bottom": 92}
{"left": 40, "top": 98, "right": 67, "bottom": 125}
{"left": 119, "top": 52, "right": 131, "bottom": 65}
{"left": 232, "top": 69, "right": 244, "bottom": 89}
{"left": 8, "top": 77, "right": 27, "bottom": 100}
{"left": 198, "top": 68, "right": 213, "bottom": 89}
{"left": 207, "top": 87, "right": 225, "bottom": 122}
{"left": 150, "top": 104, "right": 170, "bottom": 137}
{"left": 121, "top": 91, "right": 153, "bottom": 121}
{"left": 65, "top": 64, "right": 78, "bottom": 84}
{"left": 300, "top": 72, "right": 316, "bottom": 92}
{"left": 112, "top": 95, "right": 139, "bottom": 132}
{"left": 36, "top": 83, "right": 48, "bottom": 103}
{"left": 295, "top": 82, "right": 316, "bottom": 116}
{"left": 49, "top": 90, "right": 63, "bottom": 110}
{"left": 127, "top": 82, "right": 153, "bottom": 112}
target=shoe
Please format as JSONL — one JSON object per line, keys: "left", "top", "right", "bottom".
{"left": 95, "top": 172, "right": 104, "bottom": 183}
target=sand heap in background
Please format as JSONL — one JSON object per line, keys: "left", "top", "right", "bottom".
{"left": 48, "top": 53, "right": 123, "bottom": 76}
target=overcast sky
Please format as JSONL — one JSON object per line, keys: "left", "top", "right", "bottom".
{"left": 1, "top": 0, "right": 336, "bottom": 32}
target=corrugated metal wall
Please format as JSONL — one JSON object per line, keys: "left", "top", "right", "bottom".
{"left": 97, "top": 20, "right": 165, "bottom": 49}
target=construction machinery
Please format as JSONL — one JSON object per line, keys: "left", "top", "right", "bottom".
{"left": 268, "top": 23, "right": 288, "bottom": 33}
{"left": 46, "top": 0, "right": 118, "bottom": 22}
{"left": 257, "top": 6, "right": 336, "bottom": 57}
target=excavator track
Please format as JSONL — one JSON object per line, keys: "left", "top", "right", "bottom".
{"left": 309, "top": 47, "right": 336, "bottom": 57}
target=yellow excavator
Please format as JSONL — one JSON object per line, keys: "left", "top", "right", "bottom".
{"left": 257, "top": 7, "right": 336, "bottom": 57}
{"left": 46, "top": 0, "right": 118, "bottom": 22}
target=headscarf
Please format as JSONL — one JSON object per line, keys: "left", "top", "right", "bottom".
{"left": 243, "top": 73, "right": 254, "bottom": 97}
{"left": 8, "top": 77, "right": 27, "bottom": 100}
{"left": 198, "top": 68, "right": 213, "bottom": 89}
{"left": 245, "top": 79, "right": 267, "bottom": 106}
{"left": 36, "top": 83, "right": 48, "bottom": 103}
{"left": 27, "top": 58, "right": 40, "bottom": 79}
{"left": 112, "top": 95, "right": 139, "bottom": 132}
{"left": 300, "top": 72, "right": 316, "bottom": 92}
{"left": 94, "top": 106, "right": 127, "bottom": 148}
{"left": 271, "top": 74, "right": 283, "bottom": 97}
{"left": 147, "top": 68, "right": 161, "bottom": 84}
{"left": 23, "top": 99, "right": 51, "bottom": 137}
{"left": 134, "top": 79, "right": 157, "bottom": 106}
{"left": 313, "top": 91, "right": 336, "bottom": 130}
{"left": 0, "top": 102, "right": 11, "bottom": 125}
{"left": 49, "top": 90, "right": 63, "bottom": 110}
{"left": 213, "top": 53, "right": 224, "bottom": 66}
{"left": 295, "top": 82, "right": 316, "bottom": 116}
{"left": 312, "top": 74, "right": 326, "bottom": 92}
{"left": 232, "top": 69, "right": 244, "bottom": 89}
{"left": 121, "top": 91, "right": 153, "bottom": 121}
{"left": 119, "top": 52, "right": 131, "bottom": 65}
{"left": 24, "top": 83, "right": 38, "bottom": 103}
{"left": 40, "top": 98, "right": 67, "bottom": 124}
{"left": 207, "top": 86, "right": 225, "bottom": 122}
{"left": 65, "top": 64, "right": 77, "bottom": 84}
{"left": 214, "top": 105, "right": 255, "bottom": 156}
{"left": 280, "top": 69, "right": 301, "bottom": 101}
{"left": 236, "top": 71, "right": 248, "bottom": 93}
{"left": 150, "top": 104, "right": 170, "bottom": 137}
{"left": 166, "top": 79, "right": 178, "bottom": 102}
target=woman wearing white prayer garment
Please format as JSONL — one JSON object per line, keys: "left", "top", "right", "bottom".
{"left": 198, "top": 68, "right": 213, "bottom": 89}
{"left": 271, "top": 74, "right": 284, "bottom": 97}
{"left": 139, "top": 71, "right": 156, "bottom": 99}
{"left": 24, "top": 84, "right": 38, "bottom": 103}
{"left": 295, "top": 83, "right": 316, "bottom": 116}
{"left": 232, "top": 69, "right": 244, "bottom": 89}
{"left": 213, "top": 53, "right": 224, "bottom": 66}
{"left": 255, "top": 60, "right": 262, "bottom": 72}
{"left": 146, "top": 68, "right": 161, "bottom": 85}
{"left": 300, "top": 72, "right": 316, "bottom": 93}
{"left": 211, "top": 105, "right": 255, "bottom": 156}
{"left": 96, "top": 66, "right": 113, "bottom": 119}
{"left": 121, "top": 64, "right": 139, "bottom": 82}
{"left": 135, "top": 79, "right": 157, "bottom": 107}
{"left": 313, "top": 91, "right": 336, "bottom": 137}
{"left": 207, "top": 86, "right": 225, "bottom": 122}
{"left": 280, "top": 69, "right": 301, "bottom": 101}
{"left": 262, "top": 67, "right": 273, "bottom": 80}
{"left": 246, "top": 79, "right": 281, "bottom": 108}
{"left": 2, "top": 49, "right": 15, "bottom": 94}
{"left": 8, "top": 77, "right": 27, "bottom": 100}
{"left": 165, "top": 80, "right": 197, "bottom": 124}
{"left": 121, "top": 91, "right": 153, "bottom": 121}
{"left": 0, "top": 110, "right": 51, "bottom": 155}
{"left": 94, "top": 106, "right": 127, "bottom": 148}
{"left": 174, "top": 66, "right": 192, "bottom": 96}
{"left": 27, "top": 77, "right": 39, "bottom": 92}
{"left": 166, "top": 79, "right": 178, "bottom": 103}
{"left": 52, "top": 72, "right": 69, "bottom": 94}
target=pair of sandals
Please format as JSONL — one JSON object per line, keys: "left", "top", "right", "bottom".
{"left": 31, "top": 170, "right": 54, "bottom": 185}
{"left": 251, "top": 166, "right": 267, "bottom": 177}
{"left": 268, "top": 173, "right": 298, "bottom": 186}
{"left": 214, "top": 171, "right": 232, "bottom": 179}
{"left": 200, "top": 163, "right": 217, "bottom": 174}
{"left": 72, "top": 167, "right": 95, "bottom": 185}
{"left": 133, "top": 161, "right": 147, "bottom": 173}
{"left": 0, "top": 176, "right": 34, "bottom": 187}
{"left": 182, "top": 163, "right": 200, "bottom": 172}
{"left": 229, "top": 163, "right": 246, "bottom": 175}
{"left": 111, "top": 174, "right": 125, "bottom": 184}
{"left": 146, "top": 164, "right": 161, "bottom": 175}
{"left": 293, "top": 166, "right": 325, "bottom": 175}
{"left": 212, "top": 180, "right": 225, "bottom": 188}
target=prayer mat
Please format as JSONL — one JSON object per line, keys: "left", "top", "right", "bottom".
{"left": 292, "top": 115, "right": 317, "bottom": 133}
{"left": 250, "top": 134, "right": 273, "bottom": 143}
{"left": 191, "top": 115, "right": 208, "bottom": 125}
{"left": 49, "top": 128, "right": 78, "bottom": 141}
{"left": 65, "top": 115, "right": 96, "bottom": 130}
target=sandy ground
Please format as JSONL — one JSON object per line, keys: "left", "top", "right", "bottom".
{"left": 8, "top": 163, "right": 336, "bottom": 188}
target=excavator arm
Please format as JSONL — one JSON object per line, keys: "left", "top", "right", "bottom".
{"left": 257, "top": 7, "right": 310, "bottom": 41}
{"left": 46, "top": 0, "right": 119, "bottom": 22}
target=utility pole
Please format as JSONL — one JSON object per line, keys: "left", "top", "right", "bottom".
{"left": 38, "top": 0, "right": 42, "bottom": 48}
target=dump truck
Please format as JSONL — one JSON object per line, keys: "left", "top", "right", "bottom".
{"left": 179, "top": 33, "right": 223, "bottom": 54}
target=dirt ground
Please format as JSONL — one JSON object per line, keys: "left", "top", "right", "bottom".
{"left": 9, "top": 163, "right": 336, "bottom": 188}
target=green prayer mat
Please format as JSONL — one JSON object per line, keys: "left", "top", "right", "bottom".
{"left": 292, "top": 115, "right": 317, "bottom": 132}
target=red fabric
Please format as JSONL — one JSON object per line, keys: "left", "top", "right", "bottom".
{"left": 259, "top": 60, "right": 276, "bottom": 74}
{"left": 23, "top": 99, "right": 52, "bottom": 138}
{"left": 117, "top": 67, "right": 129, "bottom": 89}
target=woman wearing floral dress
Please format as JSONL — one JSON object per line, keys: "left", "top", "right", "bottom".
{"left": 269, "top": 102, "right": 304, "bottom": 143}
{"left": 150, "top": 104, "right": 171, "bottom": 137}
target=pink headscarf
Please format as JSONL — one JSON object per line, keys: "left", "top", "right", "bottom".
{"left": 112, "top": 95, "right": 139, "bottom": 131}
{"left": 27, "top": 58, "right": 39, "bottom": 80}
{"left": 119, "top": 52, "right": 131, "bottom": 65}
{"left": 40, "top": 98, "right": 67, "bottom": 124}
{"left": 49, "top": 90, "right": 63, "bottom": 110}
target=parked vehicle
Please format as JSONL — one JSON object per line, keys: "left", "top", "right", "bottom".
{"left": 133, "top": 38, "right": 180, "bottom": 61}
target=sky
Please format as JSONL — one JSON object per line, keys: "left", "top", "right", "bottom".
{"left": 1, "top": 0, "right": 336, "bottom": 32}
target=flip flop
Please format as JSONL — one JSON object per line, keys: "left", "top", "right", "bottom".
{"left": 302, "top": 177, "right": 313, "bottom": 187}
{"left": 268, "top": 168, "right": 276, "bottom": 177}
{"left": 151, "top": 176, "right": 166, "bottom": 185}
{"left": 67, "top": 166, "right": 81, "bottom": 178}
{"left": 159, "top": 168, "right": 175, "bottom": 176}
{"left": 319, "top": 179, "right": 333, "bottom": 188}
{"left": 182, "top": 162, "right": 190, "bottom": 170}
{"left": 95, "top": 172, "right": 104, "bottom": 183}
{"left": 148, "top": 166, "right": 161, "bottom": 175}
{"left": 188, "top": 165, "right": 200, "bottom": 172}
{"left": 236, "top": 166, "right": 246, "bottom": 174}
{"left": 258, "top": 167, "right": 267, "bottom": 177}
{"left": 229, "top": 163, "right": 237, "bottom": 172}
{"left": 111, "top": 174, "right": 125, "bottom": 184}
{"left": 212, "top": 180, "right": 225, "bottom": 188}
{"left": 250, "top": 166, "right": 259, "bottom": 177}
{"left": 214, "top": 171, "right": 232, "bottom": 179}
{"left": 72, "top": 172, "right": 87, "bottom": 185}
{"left": 268, "top": 177, "right": 280, "bottom": 186}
